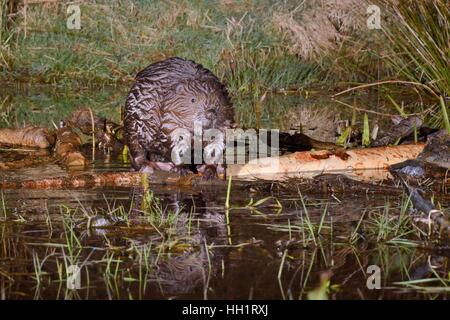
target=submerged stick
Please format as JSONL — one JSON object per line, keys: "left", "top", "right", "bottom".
{"left": 400, "top": 179, "right": 450, "bottom": 239}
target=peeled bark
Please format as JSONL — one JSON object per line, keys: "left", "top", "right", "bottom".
{"left": 227, "top": 143, "right": 425, "bottom": 182}
{"left": 0, "top": 126, "right": 55, "bottom": 148}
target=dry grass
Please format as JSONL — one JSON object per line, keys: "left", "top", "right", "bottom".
{"left": 284, "top": 105, "right": 341, "bottom": 142}
{"left": 273, "top": 0, "right": 369, "bottom": 60}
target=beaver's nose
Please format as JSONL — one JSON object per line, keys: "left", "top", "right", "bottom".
{"left": 206, "top": 108, "right": 217, "bottom": 119}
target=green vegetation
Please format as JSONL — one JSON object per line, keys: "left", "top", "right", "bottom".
{"left": 0, "top": 0, "right": 318, "bottom": 94}
{"left": 1, "top": 0, "right": 450, "bottom": 133}
{"left": 385, "top": 0, "right": 450, "bottom": 98}
{"left": 0, "top": 0, "right": 449, "bottom": 300}
{"left": 1, "top": 186, "right": 448, "bottom": 299}
{"left": 384, "top": 0, "right": 450, "bottom": 129}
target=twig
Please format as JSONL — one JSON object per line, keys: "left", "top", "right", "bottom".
{"left": 332, "top": 80, "right": 440, "bottom": 99}
{"left": 88, "top": 107, "right": 96, "bottom": 161}
{"left": 332, "top": 98, "right": 397, "bottom": 117}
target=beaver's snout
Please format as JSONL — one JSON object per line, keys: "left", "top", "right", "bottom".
{"left": 205, "top": 109, "right": 218, "bottom": 127}
{"left": 195, "top": 107, "right": 218, "bottom": 128}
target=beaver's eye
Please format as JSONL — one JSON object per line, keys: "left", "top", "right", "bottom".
{"left": 191, "top": 98, "right": 196, "bottom": 103}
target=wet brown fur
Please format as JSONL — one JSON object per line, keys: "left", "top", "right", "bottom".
{"left": 123, "top": 57, "right": 234, "bottom": 173}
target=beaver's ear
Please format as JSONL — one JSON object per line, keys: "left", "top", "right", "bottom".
{"left": 174, "top": 81, "right": 189, "bottom": 94}
{"left": 174, "top": 83, "right": 183, "bottom": 94}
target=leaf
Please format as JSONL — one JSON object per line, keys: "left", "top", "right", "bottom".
{"left": 388, "top": 95, "right": 406, "bottom": 116}
{"left": 362, "top": 113, "right": 370, "bottom": 147}
{"left": 440, "top": 96, "right": 450, "bottom": 134}
{"left": 307, "top": 280, "right": 330, "bottom": 300}
{"left": 252, "top": 196, "right": 273, "bottom": 207}
{"left": 336, "top": 126, "right": 352, "bottom": 147}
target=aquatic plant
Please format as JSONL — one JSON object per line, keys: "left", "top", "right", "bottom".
{"left": 384, "top": 0, "right": 450, "bottom": 128}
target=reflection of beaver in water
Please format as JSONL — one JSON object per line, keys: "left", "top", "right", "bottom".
{"left": 124, "top": 57, "right": 234, "bottom": 178}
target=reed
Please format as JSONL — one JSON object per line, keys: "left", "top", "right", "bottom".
{"left": 385, "top": 0, "right": 450, "bottom": 121}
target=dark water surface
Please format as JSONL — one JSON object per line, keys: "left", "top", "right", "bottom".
{"left": 0, "top": 86, "right": 448, "bottom": 300}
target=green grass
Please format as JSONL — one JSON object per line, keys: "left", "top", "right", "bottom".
{"left": 0, "top": 183, "right": 449, "bottom": 299}
{"left": 3, "top": 1, "right": 449, "bottom": 135}
{"left": 385, "top": 0, "right": 450, "bottom": 97}
{"left": 0, "top": 0, "right": 318, "bottom": 96}
{"left": 0, "top": 191, "right": 207, "bottom": 299}
{"left": 384, "top": 0, "right": 450, "bottom": 129}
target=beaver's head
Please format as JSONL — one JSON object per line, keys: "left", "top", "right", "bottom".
{"left": 164, "top": 78, "right": 233, "bottom": 131}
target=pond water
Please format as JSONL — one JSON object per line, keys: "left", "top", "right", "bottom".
{"left": 0, "top": 86, "right": 448, "bottom": 300}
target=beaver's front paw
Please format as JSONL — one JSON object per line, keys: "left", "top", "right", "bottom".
{"left": 139, "top": 165, "right": 155, "bottom": 174}
{"left": 170, "top": 164, "right": 193, "bottom": 176}
{"left": 197, "top": 164, "right": 219, "bottom": 180}
{"left": 139, "top": 161, "right": 175, "bottom": 174}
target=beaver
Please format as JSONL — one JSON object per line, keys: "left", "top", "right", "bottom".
{"left": 123, "top": 57, "right": 234, "bottom": 178}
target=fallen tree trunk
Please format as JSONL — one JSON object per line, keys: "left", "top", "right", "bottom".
{"left": 0, "top": 143, "right": 426, "bottom": 188}
{"left": 227, "top": 143, "right": 425, "bottom": 182}
{"left": 0, "top": 126, "right": 55, "bottom": 148}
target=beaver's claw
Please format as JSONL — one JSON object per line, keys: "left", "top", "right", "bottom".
{"left": 197, "top": 164, "right": 219, "bottom": 180}
{"left": 170, "top": 164, "right": 193, "bottom": 176}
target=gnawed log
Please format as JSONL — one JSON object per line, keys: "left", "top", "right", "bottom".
{"left": 227, "top": 143, "right": 425, "bottom": 182}
{"left": 0, "top": 126, "right": 55, "bottom": 148}
{"left": 0, "top": 144, "right": 426, "bottom": 188}
{"left": 55, "top": 127, "right": 87, "bottom": 167}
